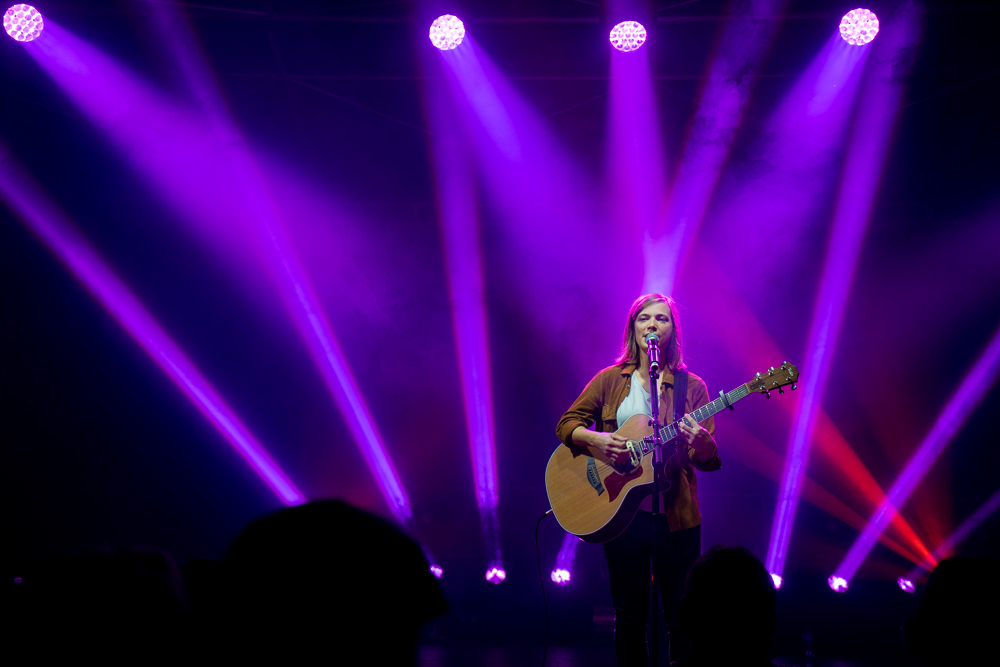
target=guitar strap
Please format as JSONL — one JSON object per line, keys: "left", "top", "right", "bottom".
{"left": 672, "top": 368, "right": 688, "bottom": 424}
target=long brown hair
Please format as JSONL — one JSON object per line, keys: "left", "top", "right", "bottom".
{"left": 615, "top": 293, "right": 685, "bottom": 370}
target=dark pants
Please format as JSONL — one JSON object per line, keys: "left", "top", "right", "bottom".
{"left": 603, "top": 513, "right": 701, "bottom": 667}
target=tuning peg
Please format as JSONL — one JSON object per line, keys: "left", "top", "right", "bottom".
{"left": 769, "top": 366, "right": 775, "bottom": 372}
{"left": 764, "top": 390, "right": 771, "bottom": 399}
{"left": 778, "top": 387, "right": 784, "bottom": 395}
{"left": 791, "top": 384, "right": 797, "bottom": 390}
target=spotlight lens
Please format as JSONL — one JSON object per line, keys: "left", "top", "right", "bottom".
{"left": 429, "top": 564, "right": 443, "bottom": 579}
{"left": 827, "top": 575, "right": 849, "bottom": 593}
{"left": 770, "top": 573, "right": 783, "bottom": 589}
{"left": 429, "top": 14, "right": 465, "bottom": 51}
{"left": 609, "top": 20, "right": 646, "bottom": 53}
{"left": 485, "top": 566, "right": 506, "bottom": 584}
{"left": 839, "top": 8, "right": 879, "bottom": 46}
{"left": 551, "top": 568, "right": 571, "bottom": 585}
{"left": 4, "top": 4, "right": 43, "bottom": 42}
{"left": 897, "top": 577, "right": 916, "bottom": 594}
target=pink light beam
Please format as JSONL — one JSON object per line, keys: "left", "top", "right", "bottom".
{"left": 425, "top": 41, "right": 504, "bottom": 579}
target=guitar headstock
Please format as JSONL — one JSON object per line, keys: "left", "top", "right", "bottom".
{"left": 747, "top": 362, "right": 799, "bottom": 397}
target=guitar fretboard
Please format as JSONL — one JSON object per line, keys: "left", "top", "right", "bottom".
{"left": 656, "top": 383, "right": 751, "bottom": 442}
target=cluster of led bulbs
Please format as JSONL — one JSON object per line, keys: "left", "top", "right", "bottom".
{"left": 4, "top": 3, "right": 42, "bottom": 42}
{"left": 840, "top": 8, "right": 880, "bottom": 46}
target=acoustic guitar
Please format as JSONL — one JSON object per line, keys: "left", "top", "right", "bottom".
{"left": 545, "top": 362, "right": 799, "bottom": 543}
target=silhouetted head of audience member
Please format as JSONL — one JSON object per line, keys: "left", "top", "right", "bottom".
{"left": 222, "top": 499, "right": 447, "bottom": 663}
{"left": 675, "top": 545, "right": 777, "bottom": 667}
{"left": 905, "top": 557, "right": 1000, "bottom": 665}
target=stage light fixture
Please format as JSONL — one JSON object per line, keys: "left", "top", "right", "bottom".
{"left": 609, "top": 21, "right": 646, "bottom": 52}
{"left": 827, "top": 575, "right": 849, "bottom": 593}
{"left": 897, "top": 577, "right": 916, "bottom": 594}
{"left": 770, "top": 573, "right": 783, "bottom": 589}
{"left": 429, "top": 564, "right": 443, "bottom": 579}
{"left": 485, "top": 565, "right": 507, "bottom": 584}
{"left": 4, "top": 4, "right": 43, "bottom": 42}
{"left": 429, "top": 14, "right": 465, "bottom": 50}
{"left": 839, "top": 9, "right": 879, "bottom": 46}
{"left": 551, "top": 533, "right": 581, "bottom": 589}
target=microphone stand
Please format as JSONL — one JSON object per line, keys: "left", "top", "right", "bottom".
{"left": 645, "top": 337, "right": 665, "bottom": 667}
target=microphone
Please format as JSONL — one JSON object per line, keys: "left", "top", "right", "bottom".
{"left": 645, "top": 333, "right": 660, "bottom": 372}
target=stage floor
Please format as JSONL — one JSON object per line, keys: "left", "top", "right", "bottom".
{"left": 416, "top": 645, "right": 914, "bottom": 666}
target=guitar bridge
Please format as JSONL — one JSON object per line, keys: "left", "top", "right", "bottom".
{"left": 610, "top": 440, "right": 642, "bottom": 474}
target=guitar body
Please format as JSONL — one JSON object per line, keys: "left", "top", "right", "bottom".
{"left": 545, "top": 414, "right": 672, "bottom": 544}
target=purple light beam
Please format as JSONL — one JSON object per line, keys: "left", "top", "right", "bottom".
{"left": 643, "top": 0, "right": 786, "bottom": 295}
{"left": 609, "top": 33, "right": 666, "bottom": 261}
{"left": 766, "top": 4, "right": 922, "bottom": 580}
{"left": 707, "top": 31, "right": 869, "bottom": 293}
{"left": 833, "top": 324, "right": 1000, "bottom": 584}
{"left": 434, "top": 39, "right": 522, "bottom": 162}
{"left": 424, "top": 43, "right": 504, "bottom": 577}
{"left": 0, "top": 143, "right": 304, "bottom": 506}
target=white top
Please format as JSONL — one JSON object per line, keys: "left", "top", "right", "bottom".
{"left": 616, "top": 370, "right": 653, "bottom": 427}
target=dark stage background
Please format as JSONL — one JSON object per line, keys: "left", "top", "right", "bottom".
{"left": 2, "top": 0, "right": 999, "bottom": 662}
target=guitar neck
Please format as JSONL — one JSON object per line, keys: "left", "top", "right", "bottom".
{"left": 657, "top": 382, "right": 751, "bottom": 441}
